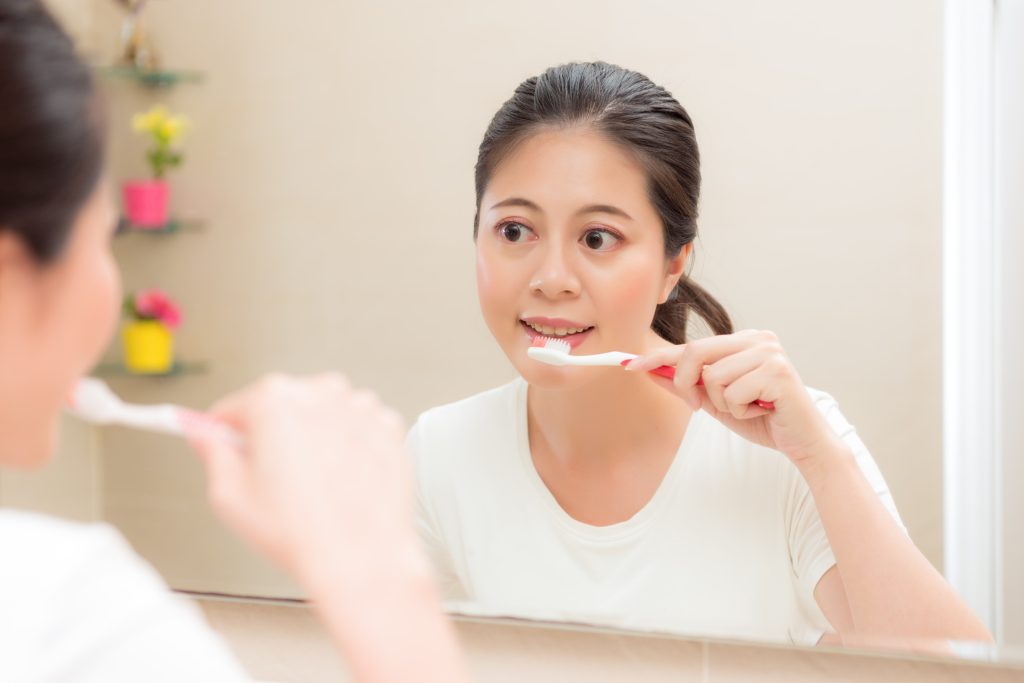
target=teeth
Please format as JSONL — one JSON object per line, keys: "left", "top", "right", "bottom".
{"left": 524, "top": 321, "right": 591, "bottom": 337}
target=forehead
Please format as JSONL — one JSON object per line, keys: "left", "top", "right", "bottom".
{"left": 483, "top": 127, "right": 652, "bottom": 213}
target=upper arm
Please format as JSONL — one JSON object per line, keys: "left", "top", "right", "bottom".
{"left": 790, "top": 390, "right": 906, "bottom": 640}
{"left": 814, "top": 564, "right": 854, "bottom": 639}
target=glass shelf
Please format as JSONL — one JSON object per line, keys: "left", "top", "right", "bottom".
{"left": 97, "top": 65, "right": 204, "bottom": 88}
{"left": 91, "top": 361, "right": 209, "bottom": 378}
{"left": 117, "top": 218, "right": 205, "bottom": 235}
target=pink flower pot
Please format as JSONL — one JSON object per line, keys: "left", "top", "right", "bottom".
{"left": 122, "top": 180, "right": 170, "bottom": 228}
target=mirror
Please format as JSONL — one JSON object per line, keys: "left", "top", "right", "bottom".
{"left": 6, "top": 0, "right": 1020, "bottom": 666}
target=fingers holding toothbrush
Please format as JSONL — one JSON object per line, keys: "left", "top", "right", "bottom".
{"left": 627, "top": 330, "right": 775, "bottom": 410}
{"left": 627, "top": 330, "right": 839, "bottom": 464}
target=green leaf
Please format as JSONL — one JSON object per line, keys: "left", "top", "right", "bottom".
{"left": 123, "top": 294, "right": 137, "bottom": 318}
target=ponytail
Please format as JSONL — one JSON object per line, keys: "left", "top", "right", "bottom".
{"left": 652, "top": 277, "right": 732, "bottom": 344}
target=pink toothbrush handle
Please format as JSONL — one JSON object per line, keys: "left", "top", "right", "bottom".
{"left": 647, "top": 364, "right": 677, "bottom": 381}
{"left": 178, "top": 408, "right": 245, "bottom": 448}
{"left": 620, "top": 361, "right": 775, "bottom": 410}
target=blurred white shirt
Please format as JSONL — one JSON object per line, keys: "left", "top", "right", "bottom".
{"left": 0, "top": 509, "right": 250, "bottom": 682}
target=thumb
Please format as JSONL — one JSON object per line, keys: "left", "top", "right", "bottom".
{"left": 185, "top": 425, "right": 232, "bottom": 468}
{"left": 187, "top": 429, "right": 249, "bottom": 514}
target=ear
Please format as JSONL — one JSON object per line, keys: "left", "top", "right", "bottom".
{"left": 658, "top": 243, "right": 692, "bottom": 304}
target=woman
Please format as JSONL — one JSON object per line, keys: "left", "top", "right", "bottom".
{"left": 0, "top": 2, "right": 465, "bottom": 680}
{"left": 410, "top": 61, "right": 989, "bottom": 645}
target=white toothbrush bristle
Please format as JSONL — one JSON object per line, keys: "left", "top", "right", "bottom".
{"left": 543, "top": 337, "right": 571, "bottom": 354}
{"left": 527, "top": 336, "right": 574, "bottom": 366}
{"left": 67, "top": 378, "right": 122, "bottom": 422}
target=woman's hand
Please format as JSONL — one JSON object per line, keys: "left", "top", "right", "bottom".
{"left": 188, "top": 373, "right": 423, "bottom": 590}
{"left": 628, "top": 330, "right": 839, "bottom": 466}
{"left": 190, "top": 377, "right": 470, "bottom": 682}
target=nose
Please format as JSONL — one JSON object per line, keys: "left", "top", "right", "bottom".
{"left": 530, "top": 241, "right": 581, "bottom": 299}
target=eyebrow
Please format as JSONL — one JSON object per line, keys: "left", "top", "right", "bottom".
{"left": 488, "top": 197, "right": 633, "bottom": 221}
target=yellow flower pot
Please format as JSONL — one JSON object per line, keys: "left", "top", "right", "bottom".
{"left": 122, "top": 320, "right": 174, "bottom": 374}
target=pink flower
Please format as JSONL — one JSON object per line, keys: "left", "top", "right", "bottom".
{"left": 133, "top": 288, "right": 183, "bottom": 330}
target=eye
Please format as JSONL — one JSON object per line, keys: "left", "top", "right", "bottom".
{"left": 581, "top": 228, "right": 621, "bottom": 252}
{"left": 497, "top": 221, "right": 535, "bottom": 244}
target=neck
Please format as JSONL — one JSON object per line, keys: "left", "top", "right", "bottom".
{"left": 527, "top": 334, "right": 691, "bottom": 468}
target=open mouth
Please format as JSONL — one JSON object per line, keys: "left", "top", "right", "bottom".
{"left": 519, "top": 318, "right": 595, "bottom": 349}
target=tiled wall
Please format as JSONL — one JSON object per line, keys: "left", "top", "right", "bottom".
{"left": 195, "top": 598, "right": 1024, "bottom": 683}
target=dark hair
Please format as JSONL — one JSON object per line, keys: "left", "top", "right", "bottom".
{"left": 474, "top": 61, "right": 732, "bottom": 344}
{"left": 0, "top": 0, "right": 104, "bottom": 263}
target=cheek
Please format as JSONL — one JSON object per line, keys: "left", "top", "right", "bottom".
{"left": 588, "top": 255, "right": 664, "bottom": 334}
{"left": 68, "top": 250, "right": 121, "bottom": 369}
{"left": 93, "top": 253, "right": 121, "bottom": 335}
{"left": 475, "top": 245, "right": 520, "bottom": 326}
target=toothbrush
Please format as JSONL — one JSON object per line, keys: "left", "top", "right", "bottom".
{"left": 527, "top": 337, "right": 775, "bottom": 410}
{"left": 66, "top": 377, "right": 243, "bottom": 447}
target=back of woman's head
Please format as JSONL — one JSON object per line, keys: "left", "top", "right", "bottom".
{"left": 474, "top": 61, "right": 732, "bottom": 343}
{"left": 0, "top": 0, "right": 103, "bottom": 263}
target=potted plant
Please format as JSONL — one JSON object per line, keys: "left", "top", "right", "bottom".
{"left": 122, "top": 288, "right": 183, "bottom": 374}
{"left": 122, "top": 105, "right": 188, "bottom": 228}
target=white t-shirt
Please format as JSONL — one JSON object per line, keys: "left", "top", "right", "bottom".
{"left": 0, "top": 509, "right": 250, "bottom": 682}
{"left": 410, "top": 378, "right": 906, "bottom": 645}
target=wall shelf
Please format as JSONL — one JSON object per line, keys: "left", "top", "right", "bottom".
{"left": 98, "top": 65, "right": 204, "bottom": 88}
{"left": 91, "top": 361, "right": 209, "bottom": 378}
{"left": 117, "top": 217, "right": 206, "bottom": 235}
{"left": 99, "top": 58, "right": 207, "bottom": 382}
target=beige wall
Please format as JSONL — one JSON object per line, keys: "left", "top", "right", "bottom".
{"left": 19, "top": 0, "right": 943, "bottom": 603}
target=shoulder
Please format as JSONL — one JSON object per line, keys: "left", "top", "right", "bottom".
{"left": 801, "top": 387, "right": 864, "bottom": 444}
{"left": 0, "top": 509, "right": 130, "bottom": 574}
{"left": 408, "top": 379, "right": 522, "bottom": 457}
{"left": 407, "top": 379, "right": 524, "bottom": 496}
{"left": 0, "top": 509, "right": 170, "bottom": 606}
{"left": 0, "top": 510, "right": 249, "bottom": 680}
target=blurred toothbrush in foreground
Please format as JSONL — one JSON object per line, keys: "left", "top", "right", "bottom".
{"left": 66, "top": 377, "right": 243, "bottom": 446}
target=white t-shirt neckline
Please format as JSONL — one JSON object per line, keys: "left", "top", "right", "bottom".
{"left": 413, "top": 380, "right": 906, "bottom": 643}
{"left": 513, "top": 378, "right": 710, "bottom": 544}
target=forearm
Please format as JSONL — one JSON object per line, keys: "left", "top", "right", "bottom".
{"left": 799, "top": 440, "right": 992, "bottom": 641}
{"left": 300, "top": 543, "right": 470, "bottom": 683}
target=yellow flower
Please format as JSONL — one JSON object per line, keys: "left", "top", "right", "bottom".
{"left": 157, "top": 116, "right": 189, "bottom": 143}
{"left": 131, "top": 104, "right": 169, "bottom": 133}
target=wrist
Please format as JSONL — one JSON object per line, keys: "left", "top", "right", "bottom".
{"left": 301, "top": 541, "right": 465, "bottom": 682}
{"left": 297, "top": 531, "right": 434, "bottom": 600}
{"left": 793, "top": 433, "right": 856, "bottom": 486}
